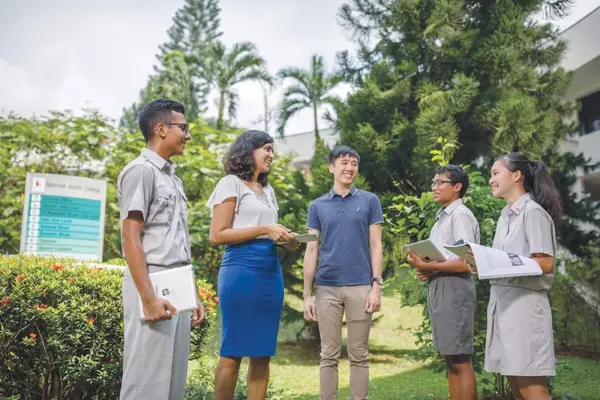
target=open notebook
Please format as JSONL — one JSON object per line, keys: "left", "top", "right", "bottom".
{"left": 443, "top": 240, "right": 543, "bottom": 279}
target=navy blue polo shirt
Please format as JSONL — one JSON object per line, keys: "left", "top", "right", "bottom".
{"left": 307, "top": 187, "right": 384, "bottom": 286}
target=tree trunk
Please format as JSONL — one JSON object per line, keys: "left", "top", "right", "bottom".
{"left": 313, "top": 104, "right": 320, "bottom": 141}
{"left": 217, "top": 89, "right": 226, "bottom": 130}
{"left": 263, "top": 85, "right": 269, "bottom": 133}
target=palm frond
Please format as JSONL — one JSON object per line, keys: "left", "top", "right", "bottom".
{"left": 277, "top": 97, "right": 311, "bottom": 137}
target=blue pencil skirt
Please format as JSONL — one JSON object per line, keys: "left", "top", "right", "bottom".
{"left": 218, "top": 239, "right": 284, "bottom": 357}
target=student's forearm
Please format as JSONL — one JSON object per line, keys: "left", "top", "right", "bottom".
{"left": 209, "top": 225, "right": 268, "bottom": 245}
{"left": 370, "top": 243, "right": 383, "bottom": 279}
{"left": 532, "top": 255, "right": 554, "bottom": 274}
{"left": 303, "top": 246, "right": 318, "bottom": 297}
{"left": 419, "top": 258, "right": 470, "bottom": 273}
{"left": 123, "top": 234, "right": 155, "bottom": 302}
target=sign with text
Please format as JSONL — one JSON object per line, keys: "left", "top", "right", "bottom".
{"left": 20, "top": 173, "right": 107, "bottom": 261}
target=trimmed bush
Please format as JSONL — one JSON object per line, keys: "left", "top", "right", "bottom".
{"left": 0, "top": 255, "right": 217, "bottom": 399}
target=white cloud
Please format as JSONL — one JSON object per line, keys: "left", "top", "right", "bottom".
{"left": 1, "top": 0, "right": 599, "bottom": 135}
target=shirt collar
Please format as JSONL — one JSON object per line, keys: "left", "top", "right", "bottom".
{"left": 510, "top": 192, "right": 532, "bottom": 215}
{"left": 329, "top": 186, "right": 358, "bottom": 198}
{"left": 141, "top": 148, "right": 176, "bottom": 176}
{"left": 436, "top": 198, "right": 463, "bottom": 219}
{"left": 502, "top": 192, "right": 532, "bottom": 217}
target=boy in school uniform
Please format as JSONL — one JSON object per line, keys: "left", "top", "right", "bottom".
{"left": 118, "top": 99, "right": 205, "bottom": 400}
{"left": 406, "top": 164, "right": 479, "bottom": 400}
{"left": 303, "top": 145, "right": 384, "bottom": 400}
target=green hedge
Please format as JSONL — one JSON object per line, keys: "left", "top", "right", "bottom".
{"left": 0, "top": 255, "right": 217, "bottom": 399}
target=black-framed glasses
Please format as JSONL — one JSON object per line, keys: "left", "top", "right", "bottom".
{"left": 431, "top": 180, "right": 453, "bottom": 188}
{"left": 163, "top": 122, "right": 190, "bottom": 133}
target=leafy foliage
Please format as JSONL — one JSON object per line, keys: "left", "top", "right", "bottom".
{"left": 0, "top": 111, "right": 115, "bottom": 256}
{"left": 334, "top": 0, "right": 598, "bottom": 255}
{"left": 0, "top": 255, "right": 217, "bottom": 399}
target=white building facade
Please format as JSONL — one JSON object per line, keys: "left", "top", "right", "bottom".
{"left": 559, "top": 5, "right": 600, "bottom": 203}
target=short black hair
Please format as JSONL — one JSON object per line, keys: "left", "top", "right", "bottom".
{"left": 138, "top": 99, "right": 185, "bottom": 143}
{"left": 328, "top": 145, "right": 360, "bottom": 164}
{"left": 435, "top": 164, "right": 469, "bottom": 198}
{"left": 224, "top": 130, "right": 274, "bottom": 187}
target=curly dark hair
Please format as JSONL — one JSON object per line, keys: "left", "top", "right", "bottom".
{"left": 224, "top": 130, "right": 274, "bottom": 187}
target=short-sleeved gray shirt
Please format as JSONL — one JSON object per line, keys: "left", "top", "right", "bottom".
{"left": 117, "top": 148, "right": 191, "bottom": 269}
{"left": 429, "top": 198, "right": 480, "bottom": 278}
{"left": 491, "top": 193, "right": 556, "bottom": 291}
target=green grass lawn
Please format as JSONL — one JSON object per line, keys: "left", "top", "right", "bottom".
{"left": 193, "top": 294, "right": 600, "bottom": 400}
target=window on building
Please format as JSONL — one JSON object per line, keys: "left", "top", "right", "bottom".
{"left": 579, "top": 90, "right": 600, "bottom": 135}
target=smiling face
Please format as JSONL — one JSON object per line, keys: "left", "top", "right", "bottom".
{"left": 161, "top": 110, "right": 191, "bottom": 156}
{"left": 431, "top": 172, "right": 461, "bottom": 204}
{"left": 253, "top": 142, "right": 274, "bottom": 174}
{"left": 489, "top": 159, "right": 522, "bottom": 199}
{"left": 329, "top": 154, "right": 359, "bottom": 185}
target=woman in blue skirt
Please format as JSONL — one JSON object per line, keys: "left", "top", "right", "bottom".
{"left": 206, "top": 129, "right": 299, "bottom": 400}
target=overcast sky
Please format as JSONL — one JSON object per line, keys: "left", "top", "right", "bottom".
{"left": 1, "top": 0, "right": 599, "bottom": 136}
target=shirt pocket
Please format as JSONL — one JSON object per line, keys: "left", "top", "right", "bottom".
{"left": 151, "top": 184, "right": 176, "bottom": 224}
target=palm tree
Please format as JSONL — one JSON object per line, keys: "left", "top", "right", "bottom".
{"left": 277, "top": 54, "right": 342, "bottom": 138}
{"left": 542, "top": 0, "right": 573, "bottom": 19}
{"left": 204, "top": 41, "right": 272, "bottom": 130}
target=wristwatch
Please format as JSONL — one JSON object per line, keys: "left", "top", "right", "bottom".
{"left": 372, "top": 276, "right": 383, "bottom": 285}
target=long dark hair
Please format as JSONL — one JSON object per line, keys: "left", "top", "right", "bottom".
{"left": 224, "top": 129, "right": 274, "bottom": 187}
{"left": 496, "top": 152, "right": 563, "bottom": 222}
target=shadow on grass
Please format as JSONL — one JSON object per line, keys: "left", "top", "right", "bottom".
{"left": 280, "top": 364, "right": 448, "bottom": 400}
{"left": 272, "top": 342, "right": 426, "bottom": 367}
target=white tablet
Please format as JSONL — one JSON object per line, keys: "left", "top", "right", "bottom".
{"left": 402, "top": 239, "right": 447, "bottom": 263}
{"left": 138, "top": 265, "right": 197, "bottom": 320}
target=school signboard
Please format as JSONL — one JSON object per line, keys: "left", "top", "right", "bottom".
{"left": 20, "top": 173, "right": 107, "bottom": 261}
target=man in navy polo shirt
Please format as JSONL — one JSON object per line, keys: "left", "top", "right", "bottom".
{"left": 303, "top": 145, "right": 384, "bottom": 400}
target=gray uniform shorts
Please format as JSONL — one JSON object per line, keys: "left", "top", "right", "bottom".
{"left": 428, "top": 273, "right": 476, "bottom": 356}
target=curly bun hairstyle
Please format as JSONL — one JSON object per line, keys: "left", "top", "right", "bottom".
{"left": 224, "top": 129, "right": 274, "bottom": 187}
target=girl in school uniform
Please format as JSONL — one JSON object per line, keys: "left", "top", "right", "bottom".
{"left": 478, "top": 152, "right": 562, "bottom": 400}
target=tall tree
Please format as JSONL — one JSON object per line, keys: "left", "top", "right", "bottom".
{"left": 119, "top": 0, "right": 222, "bottom": 132}
{"left": 119, "top": 51, "right": 195, "bottom": 132}
{"left": 277, "top": 55, "right": 342, "bottom": 138}
{"left": 158, "top": 0, "right": 222, "bottom": 114}
{"left": 333, "top": 0, "right": 598, "bottom": 252}
{"left": 203, "top": 41, "right": 272, "bottom": 130}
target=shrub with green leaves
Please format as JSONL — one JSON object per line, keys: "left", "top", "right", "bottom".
{"left": 0, "top": 255, "right": 217, "bottom": 399}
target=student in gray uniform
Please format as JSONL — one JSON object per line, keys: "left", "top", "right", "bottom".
{"left": 118, "top": 99, "right": 205, "bottom": 400}
{"left": 476, "top": 152, "right": 562, "bottom": 400}
{"left": 406, "top": 164, "right": 478, "bottom": 400}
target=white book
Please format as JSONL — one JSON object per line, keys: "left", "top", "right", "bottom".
{"left": 402, "top": 239, "right": 447, "bottom": 263}
{"left": 277, "top": 233, "right": 319, "bottom": 245}
{"left": 443, "top": 241, "right": 543, "bottom": 280}
{"left": 138, "top": 265, "right": 197, "bottom": 320}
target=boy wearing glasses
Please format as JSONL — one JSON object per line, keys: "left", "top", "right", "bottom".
{"left": 118, "top": 99, "right": 204, "bottom": 400}
{"left": 406, "top": 164, "right": 479, "bottom": 400}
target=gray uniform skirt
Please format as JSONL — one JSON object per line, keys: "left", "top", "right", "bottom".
{"left": 428, "top": 273, "right": 476, "bottom": 356}
{"left": 485, "top": 285, "right": 555, "bottom": 376}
